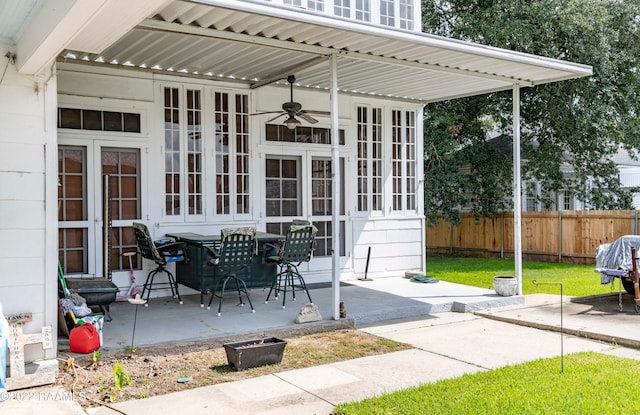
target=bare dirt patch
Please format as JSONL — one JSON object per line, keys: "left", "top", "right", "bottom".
{"left": 56, "top": 329, "right": 411, "bottom": 410}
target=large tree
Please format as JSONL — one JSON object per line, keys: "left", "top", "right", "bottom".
{"left": 422, "top": 0, "right": 640, "bottom": 226}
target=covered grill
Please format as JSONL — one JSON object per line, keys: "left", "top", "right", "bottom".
{"left": 595, "top": 235, "right": 640, "bottom": 313}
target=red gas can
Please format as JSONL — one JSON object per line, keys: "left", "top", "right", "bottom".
{"left": 69, "top": 323, "right": 101, "bottom": 354}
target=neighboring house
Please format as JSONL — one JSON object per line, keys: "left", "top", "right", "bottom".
{"left": 522, "top": 148, "right": 640, "bottom": 212}
{"left": 0, "top": 0, "right": 591, "bottom": 370}
{"left": 457, "top": 134, "right": 611, "bottom": 212}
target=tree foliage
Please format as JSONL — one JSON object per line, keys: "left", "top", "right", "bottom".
{"left": 422, "top": 0, "right": 640, "bottom": 226}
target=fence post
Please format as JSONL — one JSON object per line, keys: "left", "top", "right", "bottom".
{"left": 449, "top": 222, "right": 453, "bottom": 255}
{"left": 558, "top": 210, "right": 563, "bottom": 263}
{"left": 500, "top": 213, "right": 504, "bottom": 259}
{"left": 635, "top": 210, "right": 638, "bottom": 235}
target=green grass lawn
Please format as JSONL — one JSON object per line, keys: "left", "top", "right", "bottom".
{"left": 332, "top": 352, "right": 640, "bottom": 415}
{"left": 425, "top": 257, "right": 618, "bottom": 297}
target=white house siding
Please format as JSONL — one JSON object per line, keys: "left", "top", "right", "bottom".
{"left": 0, "top": 42, "right": 58, "bottom": 361}
{"left": 619, "top": 166, "right": 640, "bottom": 209}
{"left": 350, "top": 218, "right": 424, "bottom": 279}
{"left": 56, "top": 64, "right": 425, "bottom": 290}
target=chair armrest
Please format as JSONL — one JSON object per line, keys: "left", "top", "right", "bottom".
{"left": 205, "top": 245, "right": 220, "bottom": 266}
{"left": 157, "top": 242, "right": 188, "bottom": 262}
{"left": 263, "top": 242, "right": 280, "bottom": 250}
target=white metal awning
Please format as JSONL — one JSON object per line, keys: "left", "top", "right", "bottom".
{"left": 53, "top": 0, "right": 594, "bottom": 318}
{"left": 58, "top": 0, "right": 592, "bottom": 102}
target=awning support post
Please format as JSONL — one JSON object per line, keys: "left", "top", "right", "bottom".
{"left": 330, "top": 53, "right": 341, "bottom": 320}
{"left": 513, "top": 84, "right": 523, "bottom": 295}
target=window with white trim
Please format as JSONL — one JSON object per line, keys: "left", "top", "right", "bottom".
{"left": 399, "top": 0, "right": 414, "bottom": 30}
{"left": 271, "top": 0, "right": 416, "bottom": 30}
{"left": 380, "top": 0, "right": 395, "bottom": 27}
{"left": 163, "top": 87, "right": 204, "bottom": 218}
{"left": 236, "top": 94, "right": 250, "bottom": 214}
{"left": 334, "top": 0, "right": 351, "bottom": 17}
{"left": 357, "top": 105, "right": 383, "bottom": 212}
{"left": 164, "top": 87, "right": 181, "bottom": 216}
{"left": 391, "top": 109, "right": 417, "bottom": 212}
{"left": 525, "top": 181, "right": 539, "bottom": 212}
{"left": 563, "top": 190, "right": 572, "bottom": 210}
{"left": 355, "top": 0, "right": 370, "bottom": 22}
{"left": 404, "top": 110, "right": 416, "bottom": 210}
{"left": 307, "top": 0, "right": 324, "bottom": 11}
{"left": 266, "top": 156, "right": 301, "bottom": 217}
{"left": 163, "top": 87, "right": 249, "bottom": 219}
{"left": 215, "top": 92, "right": 251, "bottom": 216}
{"left": 187, "top": 90, "right": 203, "bottom": 215}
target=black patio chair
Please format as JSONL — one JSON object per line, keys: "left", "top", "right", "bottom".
{"left": 206, "top": 227, "right": 257, "bottom": 316}
{"left": 132, "top": 222, "right": 186, "bottom": 306}
{"left": 265, "top": 222, "right": 317, "bottom": 308}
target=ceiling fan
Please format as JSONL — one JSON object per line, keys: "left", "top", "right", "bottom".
{"left": 254, "top": 75, "right": 329, "bottom": 130}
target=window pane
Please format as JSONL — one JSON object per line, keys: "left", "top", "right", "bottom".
{"left": 83, "top": 110, "right": 102, "bottom": 130}
{"left": 65, "top": 175, "right": 83, "bottom": 198}
{"left": 120, "top": 152, "right": 138, "bottom": 175}
{"left": 282, "top": 160, "right": 297, "bottom": 178}
{"left": 64, "top": 200, "right": 83, "bottom": 221}
{"left": 266, "top": 179, "right": 280, "bottom": 198}
{"left": 265, "top": 157, "right": 299, "bottom": 218}
{"left": 266, "top": 159, "right": 280, "bottom": 177}
{"left": 59, "top": 228, "right": 87, "bottom": 274}
{"left": 104, "top": 111, "right": 123, "bottom": 131}
{"left": 59, "top": 108, "right": 81, "bottom": 129}
{"left": 59, "top": 146, "right": 86, "bottom": 222}
{"left": 121, "top": 200, "right": 138, "bottom": 220}
{"left": 282, "top": 200, "right": 298, "bottom": 216}
{"left": 282, "top": 180, "right": 298, "bottom": 198}
{"left": 266, "top": 200, "right": 280, "bottom": 216}
{"left": 123, "top": 113, "right": 141, "bottom": 133}
{"left": 121, "top": 176, "right": 137, "bottom": 198}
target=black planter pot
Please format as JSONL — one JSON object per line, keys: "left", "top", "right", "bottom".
{"left": 223, "top": 337, "right": 287, "bottom": 371}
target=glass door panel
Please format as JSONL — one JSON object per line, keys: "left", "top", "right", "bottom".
{"left": 58, "top": 146, "right": 89, "bottom": 274}
{"left": 101, "top": 148, "right": 141, "bottom": 271}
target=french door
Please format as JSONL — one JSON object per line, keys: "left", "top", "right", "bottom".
{"left": 58, "top": 142, "right": 143, "bottom": 282}
{"left": 264, "top": 152, "right": 347, "bottom": 274}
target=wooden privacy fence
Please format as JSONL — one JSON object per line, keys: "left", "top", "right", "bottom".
{"left": 426, "top": 210, "right": 640, "bottom": 265}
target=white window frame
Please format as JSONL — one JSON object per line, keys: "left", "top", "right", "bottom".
{"left": 160, "top": 84, "right": 206, "bottom": 222}
{"left": 389, "top": 107, "right": 417, "bottom": 215}
{"left": 356, "top": 104, "right": 384, "bottom": 216}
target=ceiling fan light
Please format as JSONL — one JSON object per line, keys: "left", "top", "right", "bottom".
{"left": 284, "top": 116, "right": 300, "bottom": 130}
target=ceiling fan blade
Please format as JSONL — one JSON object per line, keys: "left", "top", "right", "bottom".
{"left": 250, "top": 111, "right": 283, "bottom": 116}
{"left": 300, "top": 110, "right": 331, "bottom": 116}
{"left": 266, "top": 113, "right": 286, "bottom": 123}
{"left": 297, "top": 112, "right": 319, "bottom": 124}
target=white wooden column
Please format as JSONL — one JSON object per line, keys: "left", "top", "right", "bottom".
{"left": 330, "top": 53, "right": 341, "bottom": 319}
{"left": 513, "top": 84, "right": 523, "bottom": 295}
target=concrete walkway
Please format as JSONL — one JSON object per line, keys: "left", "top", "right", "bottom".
{"left": 84, "top": 307, "right": 640, "bottom": 415}
{"left": 3, "top": 286, "right": 640, "bottom": 414}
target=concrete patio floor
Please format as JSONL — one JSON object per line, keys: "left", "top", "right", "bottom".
{"left": 59, "top": 276, "right": 524, "bottom": 353}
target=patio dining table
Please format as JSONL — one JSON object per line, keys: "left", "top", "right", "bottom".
{"left": 166, "top": 231, "right": 285, "bottom": 307}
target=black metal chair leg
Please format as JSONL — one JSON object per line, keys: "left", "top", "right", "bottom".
{"left": 207, "top": 279, "right": 221, "bottom": 310}
{"left": 233, "top": 277, "right": 245, "bottom": 306}
{"left": 265, "top": 270, "right": 285, "bottom": 303}
{"left": 217, "top": 277, "right": 232, "bottom": 316}
{"left": 166, "top": 270, "right": 183, "bottom": 304}
{"left": 281, "top": 270, "right": 290, "bottom": 309}
{"left": 296, "top": 272, "right": 313, "bottom": 303}
{"left": 289, "top": 271, "right": 297, "bottom": 302}
{"left": 142, "top": 269, "right": 160, "bottom": 306}
{"left": 235, "top": 276, "right": 254, "bottom": 313}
